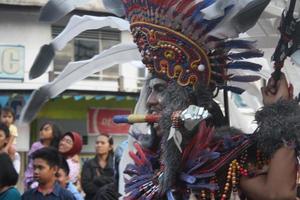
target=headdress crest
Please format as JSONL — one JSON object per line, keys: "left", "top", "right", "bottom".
{"left": 106, "top": 0, "right": 269, "bottom": 93}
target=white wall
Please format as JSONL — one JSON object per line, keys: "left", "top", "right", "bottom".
{"left": 0, "top": 9, "right": 51, "bottom": 87}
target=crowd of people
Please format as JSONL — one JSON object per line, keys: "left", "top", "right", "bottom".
{"left": 0, "top": 108, "right": 120, "bottom": 200}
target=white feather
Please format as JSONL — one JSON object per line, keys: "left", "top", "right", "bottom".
{"left": 52, "top": 15, "right": 130, "bottom": 51}
{"left": 20, "top": 43, "right": 140, "bottom": 123}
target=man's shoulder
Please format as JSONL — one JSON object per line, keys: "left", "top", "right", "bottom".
{"left": 21, "top": 188, "right": 36, "bottom": 198}
{"left": 57, "top": 185, "right": 75, "bottom": 199}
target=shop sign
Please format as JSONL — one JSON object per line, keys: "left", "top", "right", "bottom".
{"left": 0, "top": 45, "right": 24, "bottom": 80}
{"left": 87, "top": 108, "right": 131, "bottom": 135}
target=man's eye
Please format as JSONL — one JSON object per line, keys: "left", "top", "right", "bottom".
{"left": 157, "top": 85, "right": 165, "bottom": 92}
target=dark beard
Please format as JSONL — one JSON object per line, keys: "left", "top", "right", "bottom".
{"left": 158, "top": 81, "right": 194, "bottom": 194}
{"left": 151, "top": 81, "right": 221, "bottom": 196}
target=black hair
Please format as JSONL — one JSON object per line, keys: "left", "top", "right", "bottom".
{"left": 0, "top": 107, "right": 15, "bottom": 122}
{"left": 58, "top": 157, "right": 70, "bottom": 176}
{"left": 0, "top": 153, "right": 18, "bottom": 188}
{"left": 99, "top": 133, "right": 114, "bottom": 146}
{"left": 39, "top": 122, "right": 62, "bottom": 148}
{"left": 31, "top": 147, "right": 60, "bottom": 168}
{"left": 0, "top": 123, "right": 10, "bottom": 138}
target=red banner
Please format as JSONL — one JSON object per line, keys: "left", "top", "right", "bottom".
{"left": 87, "top": 108, "right": 131, "bottom": 135}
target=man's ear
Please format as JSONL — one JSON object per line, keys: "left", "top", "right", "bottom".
{"left": 52, "top": 165, "right": 59, "bottom": 175}
{"left": 3, "top": 138, "right": 9, "bottom": 147}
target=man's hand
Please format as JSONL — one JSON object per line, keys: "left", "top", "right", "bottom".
{"left": 261, "top": 73, "right": 293, "bottom": 105}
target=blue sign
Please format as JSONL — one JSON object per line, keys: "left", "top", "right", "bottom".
{"left": 0, "top": 45, "right": 25, "bottom": 80}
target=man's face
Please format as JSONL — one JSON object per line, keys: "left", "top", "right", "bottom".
{"left": 146, "top": 78, "right": 167, "bottom": 115}
{"left": 33, "top": 158, "right": 57, "bottom": 185}
{"left": 146, "top": 78, "right": 168, "bottom": 135}
{"left": 56, "top": 168, "right": 69, "bottom": 188}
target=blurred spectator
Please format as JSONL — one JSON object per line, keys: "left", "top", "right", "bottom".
{"left": 21, "top": 147, "right": 74, "bottom": 200}
{"left": 57, "top": 156, "right": 83, "bottom": 200}
{"left": 59, "top": 132, "right": 83, "bottom": 185}
{"left": 0, "top": 153, "right": 21, "bottom": 200}
{"left": 114, "top": 139, "right": 128, "bottom": 188}
{"left": 0, "top": 107, "right": 18, "bottom": 163}
{"left": 24, "top": 122, "right": 62, "bottom": 189}
{"left": 0, "top": 123, "right": 20, "bottom": 173}
{"left": 81, "top": 134, "right": 118, "bottom": 200}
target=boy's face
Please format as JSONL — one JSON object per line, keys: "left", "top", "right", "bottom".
{"left": 0, "top": 130, "right": 8, "bottom": 149}
{"left": 0, "top": 112, "right": 14, "bottom": 126}
{"left": 56, "top": 168, "right": 69, "bottom": 188}
{"left": 33, "top": 158, "right": 57, "bottom": 185}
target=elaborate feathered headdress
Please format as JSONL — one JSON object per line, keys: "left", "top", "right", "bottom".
{"left": 105, "top": 0, "right": 270, "bottom": 93}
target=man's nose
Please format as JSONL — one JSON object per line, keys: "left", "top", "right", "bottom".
{"left": 146, "top": 91, "right": 159, "bottom": 107}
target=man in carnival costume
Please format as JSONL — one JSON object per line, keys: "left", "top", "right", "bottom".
{"left": 105, "top": 0, "right": 300, "bottom": 199}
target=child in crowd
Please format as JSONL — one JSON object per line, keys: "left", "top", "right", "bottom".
{"left": 0, "top": 123, "right": 20, "bottom": 173}
{"left": 56, "top": 157, "right": 83, "bottom": 200}
{"left": 21, "top": 147, "right": 75, "bottom": 200}
{"left": 0, "top": 107, "right": 18, "bottom": 159}
{"left": 59, "top": 131, "right": 83, "bottom": 185}
{"left": 0, "top": 153, "right": 21, "bottom": 200}
{"left": 24, "top": 122, "right": 62, "bottom": 189}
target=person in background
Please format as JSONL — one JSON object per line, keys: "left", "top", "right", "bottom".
{"left": 58, "top": 131, "right": 83, "bottom": 185}
{"left": 22, "top": 147, "right": 75, "bottom": 200}
{"left": 0, "top": 153, "right": 21, "bottom": 200}
{"left": 56, "top": 156, "right": 84, "bottom": 200}
{"left": 0, "top": 123, "right": 20, "bottom": 173}
{"left": 81, "top": 134, "right": 118, "bottom": 200}
{"left": 24, "top": 122, "right": 62, "bottom": 189}
{"left": 0, "top": 107, "right": 18, "bottom": 160}
{"left": 113, "top": 139, "right": 128, "bottom": 189}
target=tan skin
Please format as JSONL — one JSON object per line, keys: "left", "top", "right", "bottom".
{"left": 59, "top": 135, "right": 74, "bottom": 156}
{"left": 240, "top": 74, "right": 297, "bottom": 200}
{"left": 56, "top": 168, "right": 69, "bottom": 189}
{"left": 0, "top": 112, "right": 15, "bottom": 157}
{"left": 95, "top": 135, "right": 113, "bottom": 169}
{"left": 0, "top": 130, "right": 8, "bottom": 152}
{"left": 33, "top": 158, "right": 58, "bottom": 195}
{"left": 39, "top": 124, "right": 55, "bottom": 147}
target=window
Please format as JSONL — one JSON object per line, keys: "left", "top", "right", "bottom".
{"left": 52, "top": 26, "right": 121, "bottom": 81}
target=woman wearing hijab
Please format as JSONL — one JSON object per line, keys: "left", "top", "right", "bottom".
{"left": 59, "top": 131, "right": 83, "bottom": 185}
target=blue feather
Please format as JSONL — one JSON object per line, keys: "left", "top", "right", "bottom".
{"left": 228, "top": 51, "right": 264, "bottom": 60}
{"left": 125, "top": 178, "right": 151, "bottom": 193}
{"left": 227, "top": 61, "right": 262, "bottom": 71}
{"left": 220, "top": 40, "right": 256, "bottom": 49}
{"left": 167, "top": 191, "right": 176, "bottom": 200}
{"left": 195, "top": 172, "right": 215, "bottom": 179}
{"left": 180, "top": 173, "right": 197, "bottom": 184}
{"left": 187, "top": 183, "right": 219, "bottom": 191}
{"left": 230, "top": 75, "right": 261, "bottom": 82}
{"left": 219, "top": 86, "right": 245, "bottom": 94}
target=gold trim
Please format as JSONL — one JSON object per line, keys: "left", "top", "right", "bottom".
{"left": 131, "top": 21, "right": 212, "bottom": 85}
